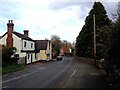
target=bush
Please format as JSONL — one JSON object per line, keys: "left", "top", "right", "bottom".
{"left": 2, "top": 46, "right": 17, "bottom": 66}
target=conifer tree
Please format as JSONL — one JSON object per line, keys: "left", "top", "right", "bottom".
{"left": 75, "top": 2, "right": 111, "bottom": 59}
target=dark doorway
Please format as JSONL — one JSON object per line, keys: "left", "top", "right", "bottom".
{"left": 31, "top": 54, "right": 32, "bottom": 63}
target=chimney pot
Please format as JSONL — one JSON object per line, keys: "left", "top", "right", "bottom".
{"left": 8, "top": 20, "right": 10, "bottom": 23}
{"left": 24, "top": 30, "right": 29, "bottom": 37}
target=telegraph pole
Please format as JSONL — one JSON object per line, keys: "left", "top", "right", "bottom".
{"left": 93, "top": 14, "right": 96, "bottom": 66}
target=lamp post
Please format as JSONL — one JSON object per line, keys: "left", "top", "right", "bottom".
{"left": 93, "top": 14, "right": 96, "bottom": 66}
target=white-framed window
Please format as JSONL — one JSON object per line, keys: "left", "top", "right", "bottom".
{"left": 24, "top": 41, "right": 27, "bottom": 47}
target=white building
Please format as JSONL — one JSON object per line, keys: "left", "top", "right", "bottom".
{"left": 0, "top": 20, "right": 38, "bottom": 64}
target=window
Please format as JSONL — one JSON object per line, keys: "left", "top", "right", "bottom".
{"left": 24, "top": 41, "right": 27, "bottom": 47}
{"left": 31, "top": 43, "right": 33, "bottom": 48}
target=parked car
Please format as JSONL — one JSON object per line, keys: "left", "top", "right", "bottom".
{"left": 57, "top": 55, "right": 62, "bottom": 61}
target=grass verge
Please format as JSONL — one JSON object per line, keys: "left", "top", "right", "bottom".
{"left": 2, "top": 64, "right": 25, "bottom": 75}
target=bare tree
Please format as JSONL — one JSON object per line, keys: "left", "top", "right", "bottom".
{"left": 51, "top": 35, "right": 62, "bottom": 57}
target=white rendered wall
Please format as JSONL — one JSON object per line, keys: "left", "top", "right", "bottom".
{"left": 0, "top": 34, "right": 7, "bottom": 45}
{"left": 22, "top": 40, "right": 35, "bottom": 51}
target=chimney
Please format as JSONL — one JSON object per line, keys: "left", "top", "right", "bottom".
{"left": 6, "top": 20, "right": 14, "bottom": 47}
{"left": 24, "top": 30, "right": 29, "bottom": 37}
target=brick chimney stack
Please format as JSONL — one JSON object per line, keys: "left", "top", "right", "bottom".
{"left": 24, "top": 30, "right": 29, "bottom": 37}
{"left": 6, "top": 20, "right": 14, "bottom": 47}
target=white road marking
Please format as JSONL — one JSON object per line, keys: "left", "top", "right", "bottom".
{"left": 70, "top": 69, "right": 76, "bottom": 78}
{"left": 2, "top": 67, "right": 46, "bottom": 84}
{"left": 2, "top": 85, "right": 8, "bottom": 88}
{"left": 63, "top": 61, "right": 77, "bottom": 88}
{"left": 2, "top": 61, "right": 63, "bottom": 84}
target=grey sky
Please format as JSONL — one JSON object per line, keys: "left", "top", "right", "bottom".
{"left": 0, "top": 0, "right": 119, "bottom": 42}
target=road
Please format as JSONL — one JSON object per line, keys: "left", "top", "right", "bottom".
{"left": 63, "top": 58, "right": 108, "bottom": 88}
{"left": 2, "top": 56, "right": 73, "bottom": 88}
{"left": 2, "top": 56, "right": 108, "bottom": 89}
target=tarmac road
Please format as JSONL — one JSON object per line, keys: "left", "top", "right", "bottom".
{"left": 63, "top": 59, "right": 108, "bottom": 88}
{"left": 2, "top": 56, "right": 73, "bottom": 88}
{"left": 2, "top": 56, "right": 108, "bottom": 89}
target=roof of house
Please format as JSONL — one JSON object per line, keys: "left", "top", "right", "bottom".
{"left": 0, "top": 31, "right": 34, "bottom": 41}
{"left": 0, "top": 32, "right": 7, "bottom": 38}
{"left": 35, "top": 40, "right": 49, "bottom": 52}
{"left": 13, "top": 31, "right": 34, "bottom": 41}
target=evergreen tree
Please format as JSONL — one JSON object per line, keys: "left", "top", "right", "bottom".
{"left": 75, "top": 2, "right": 111, "bottom": 59}
{"left": 105, "top": 2, "right": 120, "bottom": 85}
{"left": 107, "top": 1, "right": 120, "bottom": 68}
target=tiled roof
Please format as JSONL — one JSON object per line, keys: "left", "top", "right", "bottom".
{"left": 0, "top": 31, "right": 34, "bottom": 41}
{"left": 35, "top": 40, "right": 48, "bottom": 52}
{"left": 13, "top": 31, "right": 34, "bottom": 41}
{"left": 0, "top": 32, "right": 7, "bottom": 38}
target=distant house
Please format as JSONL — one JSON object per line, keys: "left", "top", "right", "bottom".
{"left": 60, "top": 45, "right": 71, "bottom": 56}
{"left": 35, "top": 40, "right": 52, "bottom": 61}
{"left": 0, "top": 20, "right": 38, "bottom": 64}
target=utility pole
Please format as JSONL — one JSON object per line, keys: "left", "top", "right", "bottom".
{"left": 93, "top": 14, "right": 96, "bottom": 66}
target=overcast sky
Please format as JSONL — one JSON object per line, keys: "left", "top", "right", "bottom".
{"left": 0, "top": 0, "right": 119, "bottom": 43}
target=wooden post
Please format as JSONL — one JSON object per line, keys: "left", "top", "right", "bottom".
{"left": 93, "top": 14, "right": 96, "bottom": 66}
